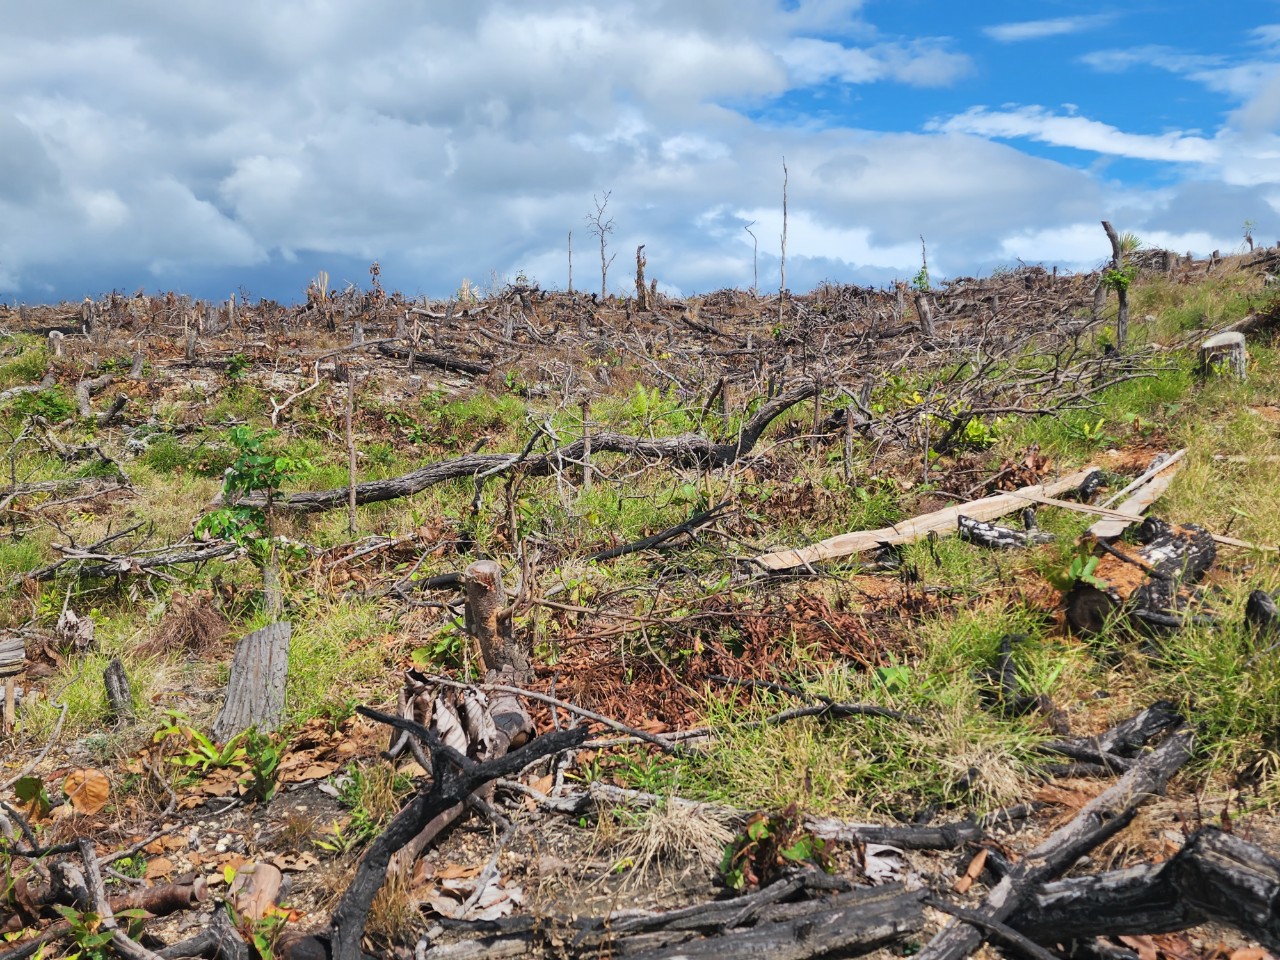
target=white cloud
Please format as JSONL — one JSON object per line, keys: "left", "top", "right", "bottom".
{"left": 779, "top": 38, "right": 972, "bottom": 87}
{"left": 932, "top": 106, "right": 1219, "bottom": 164}
{"left": 984, "top": 15, "right": 1114, "bottom": 43}
{"left": 0, "top": 1, "right": 1275, "bottom": 301}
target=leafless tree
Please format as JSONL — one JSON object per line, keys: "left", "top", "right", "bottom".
{"left": 586, "top": 192, "right": 617, "bottom": 299}
{"left": 779, "top": 158, "right": 789, "bottom": 323}
{"left": 744, "top": 220, "right": 758, "bottom": 294}
{"left": 567, "top": 230, "right": 573, "bottom": 293}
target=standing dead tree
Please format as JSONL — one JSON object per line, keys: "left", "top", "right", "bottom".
{"left": 587, "top": 191, "right": 617, "bottom": 299}
{"left": 1102, "top": 220, "right": 1132, "bottom": 349}
{"left": 780, "top": 158, "right": 789, "bottom": 324}
{"left": 635, "top": 244, "right": 650, "bottom": 311}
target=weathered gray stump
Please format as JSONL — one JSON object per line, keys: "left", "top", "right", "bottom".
{"left": 1, "top": 632, "right": 24, "bottom": 731}
{"left": 914, "top": 292, "right": 935, "bottom": 337}
{"left": 213, "top": 621, "right": 291, "bottom": 741}
{"left": 103, "top": 656, "right": 134, "bottom": 721}
{"left": 1198, "top": 331, "right": 1247, "bottom": 379}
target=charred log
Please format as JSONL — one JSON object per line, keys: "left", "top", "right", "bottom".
{"left": 1065, "top": 517, "right": 1217, "bottom": 636}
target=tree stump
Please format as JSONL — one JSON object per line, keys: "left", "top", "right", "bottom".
{"left": 1198, "top": 331, "right": 1247, "bottom": 379}
{"left": 1, "top": 632, "right": 23, "bottom": 732}
{"left": 214, "top": 621, "right": 292, "bottom": 741}
{"left": 464, "top": 560, "right": 530, "bottom": 681}
{"left": 1066, "top": 518, "right": 1216, "bottom": 636}
{"left": 103, "top": 656, "right": 134, "bottom": 721}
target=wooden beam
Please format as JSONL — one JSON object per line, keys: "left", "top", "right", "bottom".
{"left": 753, "top": 467, "right": 1100, "bottom": 572}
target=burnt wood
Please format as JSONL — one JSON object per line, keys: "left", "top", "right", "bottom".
{"left": 1066, "top": 517, "right": 1216, "bottom": 636}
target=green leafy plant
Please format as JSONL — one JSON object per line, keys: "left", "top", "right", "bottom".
{"left": 721, "top": 804, "right": 832, "bottom": 891}
{"left": 243, "top": 729, "right": 283, "bottom": 803}
{"left": 53, "top": 905, "right": 147, "bottom": 960}
{"left": 10, "top": 388, "right": 76, "bottom": 422}
{"left": 911, "top": 265, "right": 930, "bottom": 292}
{"left": 1102, "top": 265, "right": 1137, "bottom": 293}
{"left": 154, "top": 711, "right": 250, "bottom": 773}
{"left": 225, "top": 353, "right": 251, "bottom": 380}
{"left": 409, "top": 620, "right": 467, "bottom": 669}
{"left": 224, "top": 894, "right": 291, "bottom": 960}
{"left": 1069, "top": 554, "right": 1109, "bottom": 590}
{"left": 195, "top": 427, "right": 310, "bottom": 566}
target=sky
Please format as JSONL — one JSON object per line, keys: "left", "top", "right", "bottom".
{"left": 2, "top": 1, "right": 1279, "bottom": 304}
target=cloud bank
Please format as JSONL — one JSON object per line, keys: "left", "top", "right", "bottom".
{"left": 0, "top": 2, "right": 1276, "bottom": 302}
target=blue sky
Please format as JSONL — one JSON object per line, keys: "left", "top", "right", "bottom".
{"left": 2, "top": 1, "right": 1278, "bottom": 304}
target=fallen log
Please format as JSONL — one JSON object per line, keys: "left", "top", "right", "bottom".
{"left": 915, "top": 726, "right": 1193, "bottom": 960}
{"left": 958, "top": 515, "right": 1054, "bottom": 550}
{"left": 375, "top": 341, "right": 493, "bottom": 375}
{"left": 1012, "top": 827, "right": 1280, "bottom": 950}
{"left": 255, "top": 384, "right": 818, "bottom": 514}
{"left": 413, "top": 875, "right": 925, "bottom": 960}
{"left": 754, "top": 467, "right": 1100, "bottom": 571}
{"left": 1065, "top": 517, "right": 1217, "bottom": 636}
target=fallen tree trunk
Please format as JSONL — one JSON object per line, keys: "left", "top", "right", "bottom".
{"left": 375, "top": 341, "right": 493, "bottom": 375}
{"left": 1065, "top": 517, "right": 1217, "bottom": 636}
{"left": 255, "top": 384, "right": 818, "bottom": 514}
{"left": 915, "top": 726, "right": 1193, "bottom": 960}
{"left": 1012, "top": 827, "right": 1280, "bottom": 950}
{"left": 413, "top": 875, "right": 925, "bottom": 960}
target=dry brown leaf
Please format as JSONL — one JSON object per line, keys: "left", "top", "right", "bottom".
{"left": 144, "top": 857, "right": 175, "bottom": 880}
{"left": 1229, "top": 948, "right": 1272, "bottom": 960}
{"left": 530, "top": 774, "right": 554, "bottom": 796}
{"left": 437, "top": 862, "right": 482, "bottom": 880}
{"left": 63, "top": 768, "right": 110, "bottom": 815}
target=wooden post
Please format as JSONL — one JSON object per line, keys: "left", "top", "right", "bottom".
{"left": 1198, "top": 332, "right": 1247, "bottom": 380}
{"left": 580, "top": 399, "right": 592, "bottom": 495}
{"left": 464, "top": 560, "right": 529, "bottom": 682}
{"left": 346, "top": 375, "right": 358, "bottom": 536}
{"left": 213, "top": 622, "right": 292, "bottom": 741}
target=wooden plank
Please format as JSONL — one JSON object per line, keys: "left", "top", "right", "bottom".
{"left": 1100, "top": 449, "right": 1185, "bottom": 508}
{"left": 1089, "top": 463, "right": 1181, "bottom": 540}
{"left": 752, "top": 467, "right": 1099, "bottom": 572}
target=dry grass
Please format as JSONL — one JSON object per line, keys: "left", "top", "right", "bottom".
{"left": 602, "top": 797, "right": 737, "bottom": 887}
{"left": 139, "top": 590, "right": 229, "bottom": 658}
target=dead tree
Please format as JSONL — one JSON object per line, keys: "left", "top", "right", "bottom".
{"left": 318, "top": 714, "right": 588, "bottom": 960}
{"left": 635, "top": 244, "right": 650, "bottom": 311}
{"left": 587, "top": 191, "right": 617, "bottom": 299}
{"left": 1102, "top": 220, "right": 1131, "bottom": 349}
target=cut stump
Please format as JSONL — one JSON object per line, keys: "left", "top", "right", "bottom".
{"left": 214, "top": 621, "right": 291, "bottom": 741}
{"left": 1198, "top": 331, "right": 1247, "bottom": 379}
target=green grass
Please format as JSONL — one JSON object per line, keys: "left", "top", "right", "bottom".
{"left": 0, "top": 339, "right": 49, "bottom": 389}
